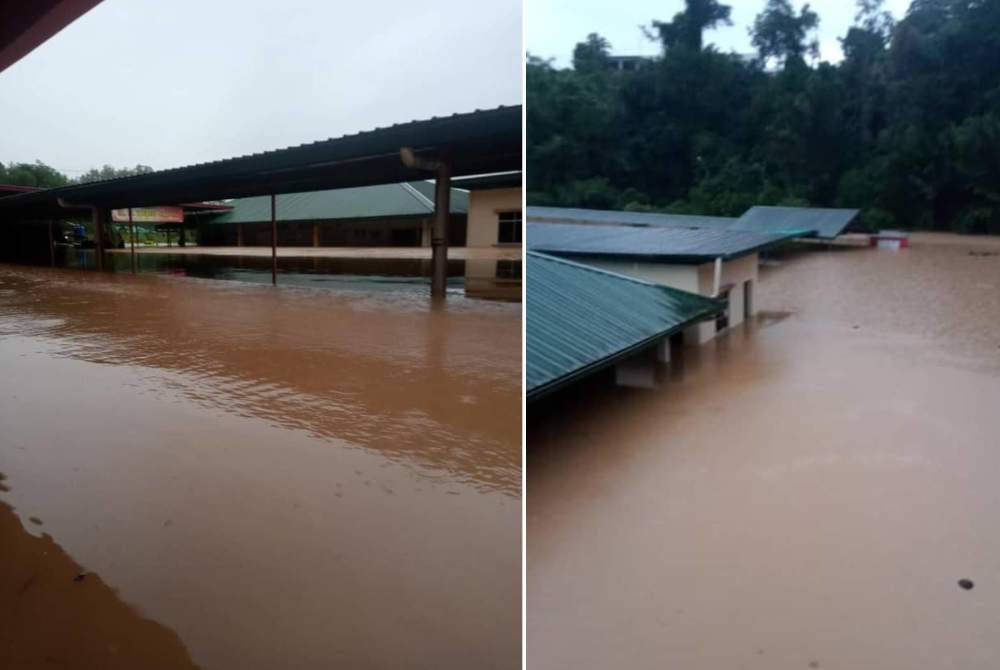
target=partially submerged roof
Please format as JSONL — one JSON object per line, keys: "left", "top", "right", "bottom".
{"left": 527, "top": 252, "right": 722, "bottom": 400}
{"left": 526, "top": 221, "right": 806, "bottom": 263}
{"left": 736, "top": 206, "right": 859, "bottom": 239}
{"left": 195, "top": 183, "right": 467, "bottom": 224}
{"left": 527, "top": 206, "right": 735, "bottom": 229}
{"left": 0, "top": 106, "right": 521, "bottom": 217}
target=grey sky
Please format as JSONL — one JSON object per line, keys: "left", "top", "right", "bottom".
{"left": 0, "top": 0, "right": 522, "bottom": 175}
{"left": 528, "top": 0, "right": 911, "bottom": 66}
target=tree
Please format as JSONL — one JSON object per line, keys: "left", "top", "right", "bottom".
{"left": 0, "top": 161, "right": 70, "bottom": 188}
{"left": 572, "top": 33, "right": 612, "bottom": 73}
{"left": 750, "top": 0, "right": 820, "bottom": 68}
{"left": 649, "top": 0, "right": 732, "bottom": 52}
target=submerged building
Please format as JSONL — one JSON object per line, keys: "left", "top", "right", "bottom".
{"left": 527, "top": 221, "right": 805, "bottom": 343}
{"left": 526, "top": 251, "right": 721, "bottom": 401}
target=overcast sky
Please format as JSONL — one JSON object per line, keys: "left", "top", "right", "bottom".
{"left": 0, "top": 0, "right": 522, "bottom": 174}
{"left": 528, "top": 0, "right": 911, "bottom": 66}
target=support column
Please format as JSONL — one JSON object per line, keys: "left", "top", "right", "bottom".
{"left": 237, "top": 223, "right": 244, "bottom": 247}
{"left": 179, "top": 225, "right": 187, "bottom": 247}
{"left": 271, "top": 194, "right": 277, "bottom": 286}
{"left": 128, "top": 208, "right": 136, "bottom": 274}
{"left": 92, "top": 207, "right": 104, "bottom": 271}
{"left": 712, "top": 257, "right": 722, "bottom": 296}
{"left": 432, "top": 163, "right": 451, "bottom": 299}
{"left": 312, "top": 222, "right": 320, "bottom": 248}
{"left": 47, "top": 220, "right": 54, "bottom": 267}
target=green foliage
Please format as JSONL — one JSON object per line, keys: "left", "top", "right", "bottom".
{"left": 0, "top": 161, "right": 70, "bottom": 188}
{"left": 527, "top": 0, "right": 1000, "bottom": 234}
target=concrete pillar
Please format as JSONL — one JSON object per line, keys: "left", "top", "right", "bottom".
{"left": 615, "top": 353, "right": 657, "bottom": 389}
{"left": 655, "top": 337, "right": 672, "bottom": 364}
{"left": 236, "top": 223, "right": 244, "bottom": 247}
{"left": 729, "top": 282, "right": 746, "bottom": 328}
{"left": 745, "top": 279, "right": 755, "bottom": 317}
{"left": 312, "top": 222, "right": 320, "bottom": 247}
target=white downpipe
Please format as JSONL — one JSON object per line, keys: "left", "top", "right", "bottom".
{"left": 712, "top": 257, "right": 722, "bottom": 297}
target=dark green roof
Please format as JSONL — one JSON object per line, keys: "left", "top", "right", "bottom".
{"left": 527, "top": 252, "right": 722, "bottom": 400}
{"left": 526, "top": 221, "right": 807, "bottom": 263}
{"left": 527, "top": 206, "right": 736, "bottom": 229}
{"left": 200, "top": 183, "right": 467, "bottom": 224}
{"left": 736, "top": 206, "right": 859, "bottom": 239}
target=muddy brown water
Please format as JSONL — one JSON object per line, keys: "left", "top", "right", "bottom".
{"left": 528, "top": 233, "right": 1000, "bottom": 670}
{"left": 0, "top": 264, "right": 521, "bottom": 669}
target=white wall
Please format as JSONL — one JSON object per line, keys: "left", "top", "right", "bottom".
{"left": 583, "top": 253, "right": 759, "bottom": 345}
{"left": 466, "top": 188, "right": 522, "bottom": 248}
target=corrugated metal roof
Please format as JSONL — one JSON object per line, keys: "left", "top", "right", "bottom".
{"left": 527, "top": 252, "right": 722, "bottom": 400}
{"left": 0, "top": 106, "right": 520, "bottom": 216}
{"left": 526, "top": 221, "right": 807, "bottom": 263}
{"left": 201, "top": 183, "right": 468, "bottom": 224}
{"left": 527, "top": 206, "right": 736, "bottom": 229}
{"left": 736, "top": 206, "right": 859, "bottom": 239}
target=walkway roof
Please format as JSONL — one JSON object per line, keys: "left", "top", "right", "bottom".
{"left": 0, "top": 106, "right": 521, "bottom": 218}
{"left": 736, "top": 206, "right": 860, "bottom": 239}
{"left": 0, "top": 0, "right": 102, "bottom": 74}
{"left": 526, "top": 221, "right": 807, "bottom": 264}
{"left": 526, "top": 206, "right": 736, "bottom": 229}
{"left": 196, "top": 183, "right": 468, "bottom": 224}
{"left": 527, "top": 251, "right": 722, "bottom": 401}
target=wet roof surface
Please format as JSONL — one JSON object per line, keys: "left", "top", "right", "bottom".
{"left": 527, "top": 251, "right": 721, "bottom": 400}
{"left": 198, "top": 183, "right": 468, "bottom": 224}
{"left": 736, "top": 206, "right": 860, "bottom": 239}
{"left": 526, "top": 206, "right": 737, "bottom": 229}
{"left": 526, "top": 221, "right": 806, "bottom": 263}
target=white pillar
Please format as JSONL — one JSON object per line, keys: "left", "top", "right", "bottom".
{"left": 712, "top": 257, "right": 722, "bottom": 296}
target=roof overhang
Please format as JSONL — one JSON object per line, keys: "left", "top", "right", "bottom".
{"left": 0, "top": 0, "right": 102, "bottom": 74}
{"left": 0, "top": 106, "right": 521, "bottom": 219}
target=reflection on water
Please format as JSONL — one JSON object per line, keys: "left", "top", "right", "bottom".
{"left": 0, "top": 263, "right": 521, "bottom": 669}
{"left": 47, "top": 247, "right": 522, "bottom": 302}
{"left": 529, "top": 234, "right": 1000, "bottom": 670}
{"left": 0, "top": 495, "right": 199, "bottom": 669}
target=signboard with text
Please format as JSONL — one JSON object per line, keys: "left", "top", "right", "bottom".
{"left": 111, "top": 206, "right": 184, "bottom": 224}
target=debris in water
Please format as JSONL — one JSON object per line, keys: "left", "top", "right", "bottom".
{"left": 28, "top": 516, "right": 43, "bottom": 526}
{"left": 73, "top": 572, "right": 89, "bottom": 583}
{"left": 959, "top": 579, "right": 974, "bottom": 590}
{"left": 809, "top": 662, "right": 820, "bottom": 669}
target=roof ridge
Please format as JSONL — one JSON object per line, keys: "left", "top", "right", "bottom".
{"left": 399, "top": 182, "right": 435, "bottom": 212}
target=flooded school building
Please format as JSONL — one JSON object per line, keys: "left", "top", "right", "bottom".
{"left": 528, "top": 203, "right": 1000, "bottom": 670}
{"left": 0, "top": 5, "right": 522, "bottom": 668}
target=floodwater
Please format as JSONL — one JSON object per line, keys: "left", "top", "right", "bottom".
{"left": 0, "top": 263, "right": 521, "bottom": 669}
{"left": 528, "top": 233, "right": 1000, "bottom": 670}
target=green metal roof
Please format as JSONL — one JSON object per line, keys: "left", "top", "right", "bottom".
{"left": 526, "top": 221, "right": 807, "bottom": 263}
{"left": 527, "top": 206, "right": 737, "bottom": 229}
{"left": 527, "top": 251, "right": 722, "bottom": 400}
{"left": 199, "top": 183, "right": 467, "bottom": 224}
{"left": 736, "top": 206, "right": 859, "bottom": 239}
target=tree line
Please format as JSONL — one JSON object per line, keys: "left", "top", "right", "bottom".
{"left": 0, "top": 161, "right": 154, "bottom": 189}
{"left": 527, "top": 0, "right": 1000, "bottom": 233}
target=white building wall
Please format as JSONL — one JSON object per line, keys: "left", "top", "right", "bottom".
{"left": 466, "top": 188, "right": 522, "bottom": 248}
{"left": 583, "top": 252, "right": 760, "bottom": 345}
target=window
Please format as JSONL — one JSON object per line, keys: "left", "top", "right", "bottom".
{"left": 497, "top": 210, "right": 522, "bottom": 244}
